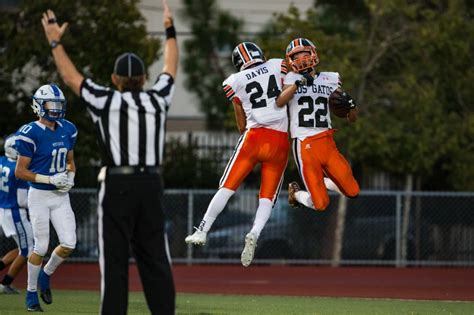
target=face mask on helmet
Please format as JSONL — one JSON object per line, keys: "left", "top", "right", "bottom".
{"left": 32, "top": 84, "right": 67, "bottom": 122}
{"left": 4, "top": 135, "right": 18, "bottom": 160}
{"left": 286, "top": 38, "right": 320, "bottom": 73}
{"left": 232, "top": 42, "right": 265, "bottom": 72}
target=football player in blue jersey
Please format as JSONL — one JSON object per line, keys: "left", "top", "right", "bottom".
{"left": 0, "top": 135, "right": 34, "bottom": 294}
{"left": 15, "top": 84, "right": 77, "bottom": 312}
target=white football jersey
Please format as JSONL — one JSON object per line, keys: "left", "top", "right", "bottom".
{"left": 284, "top": 71, "right": 341, "bottom": 140}
{"left": 223, "top": 58, "right": 288, "bottom": 132}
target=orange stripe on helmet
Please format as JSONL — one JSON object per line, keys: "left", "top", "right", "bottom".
{"left": 292, "top": 39, "right": 299, "bottom": 48}
{"left": 238, "top": 44, "right": 251, "bottom": 63}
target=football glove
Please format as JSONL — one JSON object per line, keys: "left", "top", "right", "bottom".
{"left": 295, "top": 72, "right": 314, "bottom": 87}
{"left": 57, "top": 172, "right": 75, "bottom": 193}
{"left": 49, "top": 172, "right": 68, "bottom": 188}
{"left": 329, "top": 90, "right": 357, "bottom": 109}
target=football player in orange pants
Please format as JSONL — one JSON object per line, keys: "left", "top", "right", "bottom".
{"left": 276, "top": 38, "right": 360, "bottom": 210}
{"left": 186, "top": 42, "right": 289, "bottom": 267}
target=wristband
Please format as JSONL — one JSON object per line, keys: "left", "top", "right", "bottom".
{"left": 166, "top": 26, "right": 176, "bottom": 39}
{"left": 35, "top": 174, "right": 50, "bottom": 184}
{"left": 67, "top": 172, "right": 75, "bottom": 180}
{"left": 50, "top": 40, "right": 62, "bottom": 49}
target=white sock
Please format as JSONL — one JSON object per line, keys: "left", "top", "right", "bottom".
{"left": 27, "top": 261, "right": 41, "bottom": 292}
{"left": 250, "top": 198, "right": 273, "bottom": 238}
{"left": 43, "top": 251, "right": 65, "bottom": 276}
{"left": 295, "top": 191, "right": 315, "bottom": 209}
{"left": 199, "top": 188, "right": 235, "bottom": 233}
{"left": 324, "top": 177, "right": 342, "bottom": 195}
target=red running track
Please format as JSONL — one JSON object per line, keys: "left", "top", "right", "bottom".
{"left": 9, "top": 264, "right": 474, "bottom": 301}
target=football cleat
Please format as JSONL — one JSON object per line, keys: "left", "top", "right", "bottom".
{"left": 38, "top": 270, "right": 52, "bottom": 304}
{"left": 0, "top": 284, "right": 20, "bottom": 294}
{"left": 241, "top": 232, "right": 258, "bottom": 267}
{"left": 288, "top": 182, "right": 302, "bottom": 208}
{"left": 185, "top": 228, "right": 207, "bottom": 245}
{"left": 26, "top": 290, "right": 43, "bottom": 312}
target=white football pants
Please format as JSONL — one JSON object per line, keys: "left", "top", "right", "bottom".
{"left": 28, "top": 187, "right": 76, "bottom": 256}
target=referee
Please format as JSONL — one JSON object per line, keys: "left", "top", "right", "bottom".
{"left": 41, "top": 2, "right": 178, "bottom": 314}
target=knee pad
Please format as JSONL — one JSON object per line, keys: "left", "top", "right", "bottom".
{"left": 34, "top": 240, "right": 49, "bottom": 257}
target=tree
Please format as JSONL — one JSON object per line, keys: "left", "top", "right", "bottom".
{"left": 0, "top": 0, "right": 160, "bottom": 185}
{"left": 255, "top": 0, "right": 473, "bottom": 264}
{"left": 181, "top": 0, "right": 243, "bottom": 130}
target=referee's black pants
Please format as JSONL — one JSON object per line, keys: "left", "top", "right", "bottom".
{"left": 98, "top": 171, "right": 175, "bottom": 315}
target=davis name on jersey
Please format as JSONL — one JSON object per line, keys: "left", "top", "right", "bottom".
{"left": 0, "top": 156, "right": 29, "bottom": 209}
{"left": 15, "top": 120, "right": 77, "bottom": 190}
{"left": 285, "top": 71, "right": 341, "bottom": 140}
{"left": 222, "top": 58, "right": 288, "bottom": 132}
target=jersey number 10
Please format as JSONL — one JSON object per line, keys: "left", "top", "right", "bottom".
{"left": 49, "top": 148, "right": 68, "bottom": 173}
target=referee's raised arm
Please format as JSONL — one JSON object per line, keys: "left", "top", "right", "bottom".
{"left": 41, "top": 9, "right": 83, "bottom": 96}
{"left": 162, "top": 0, "right": 178, "bottom": 79}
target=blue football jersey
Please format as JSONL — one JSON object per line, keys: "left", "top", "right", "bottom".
{"left": 15, "top": 119, "right": 78, "bottom": 190}
{"left": 0, "top": 156, "right": 29, "bottom": 209}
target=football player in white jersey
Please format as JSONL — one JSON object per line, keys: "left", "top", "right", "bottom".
{"left": 15, "top": 84, "right": 77, "bottom": 312}
{"left": 276, "top": 38, "right": 360, "bottom": 211}
{"left": 186, "top": 42, "right": 289, "bottom": 267}
{"left": 0, "top": 135, "right": 34, "bottom": 294}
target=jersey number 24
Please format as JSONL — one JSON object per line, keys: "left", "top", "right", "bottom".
{"left": 245, "top": 75, "right": 280, "bottom": 109}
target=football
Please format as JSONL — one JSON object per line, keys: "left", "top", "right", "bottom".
{"left": 328, "top": 90, "right": 350, "bottom": 118}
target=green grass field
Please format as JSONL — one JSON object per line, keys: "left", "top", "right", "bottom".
{"left": 0, "top": 290, "right": 473, "bottom": 314}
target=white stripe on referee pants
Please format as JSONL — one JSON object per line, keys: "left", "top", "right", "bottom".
{"left": 97, "top": 180, "right": 106, "bottom": 314}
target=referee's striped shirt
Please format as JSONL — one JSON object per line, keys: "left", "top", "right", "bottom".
{"left": 80, "top": 73, "right": 174, "bottom": 167}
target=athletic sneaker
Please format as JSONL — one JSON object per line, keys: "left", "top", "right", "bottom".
{"left": 26, "top": 290, "right": 43, "bottom": 312}
{"left": 241, "top": 232, "right": 258, "bottom": 267}
{"left": 185, "top": 228, "right": 207, "bottom": 245}
{"left": 288, "top": 182, "right": 302, "bottom": 208}
{"left": 0, "top": 284, "right": 19, "bottom": 294}
{"left": 38, "top": 269, "right": 52, "bottom": 304}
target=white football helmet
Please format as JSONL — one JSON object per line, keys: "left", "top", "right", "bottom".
{"left": 285, "top": 38, "right": 319, "bottom": 73}
{"left": 4, "top": 135, "right": 18, "bottom": 160}
{"left": 32, "top": 84, "right": 67, "bottom": 121}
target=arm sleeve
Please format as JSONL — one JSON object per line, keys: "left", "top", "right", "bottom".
{"left": 223, "top": 75, "right": 237, "bottom": 102}
{"left": 323, "top": 72, "right": 342, "bottom": 89}
{"left": 283, "top": 72, "right": 302, "bottom": 85}
{"left": 149, "top": 73, "right": 175, "bottom": 110}
{"left": 15, "top": 128, "right": 35, "bottom": 158}
{"left": 80, "top": 78, "right": 114, "bottom": 113}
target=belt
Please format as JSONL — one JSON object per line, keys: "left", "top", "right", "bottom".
{"left": 107, "top": 166, "right": 161, "bottom": 175}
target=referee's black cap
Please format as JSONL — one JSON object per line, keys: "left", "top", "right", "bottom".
{"left": 114, "top": 53, "right": 145, "bottom": 77}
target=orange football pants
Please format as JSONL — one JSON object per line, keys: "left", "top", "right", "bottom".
{"left": 220, "top": 127, "right": 289, "bottom": 201}
{"left": 293, "top": 130, "right": 359, "bottom": 210}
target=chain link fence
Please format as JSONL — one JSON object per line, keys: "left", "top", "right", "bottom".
{"left": 1, "top": 189, "right": 473, "bottom": 266}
